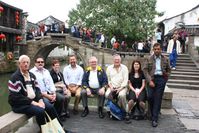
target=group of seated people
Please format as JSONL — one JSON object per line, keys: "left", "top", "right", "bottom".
{"left": 8, "top": 43, "right": 170, "bottom": 131}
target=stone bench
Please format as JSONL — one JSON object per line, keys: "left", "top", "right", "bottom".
{"left": 0, "top": 111, "right": 30, "bottom": 133}
{"left": 72, "top": 85, "right": 173, "bottom": 110}
{"left": 162, "top": 85, "right": 173, "bottom": 109}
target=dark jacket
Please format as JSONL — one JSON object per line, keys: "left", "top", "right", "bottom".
{"left": 143, "top": 54, "right": 171, "bottom": 82}
{"left": 50, "top": 69, "right": 65, "bottom": 84}
{"left": 82, "top": 66, "right": 108, "bottom": 89}
{"left": 8, "top": 69, "right": 42, "bottom": 109}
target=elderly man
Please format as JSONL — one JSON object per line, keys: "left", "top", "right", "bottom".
{"left": 63, "top": 54, "right": 84, "bottom": 115}
{"left": 81, "top": 56, "right": 108, "bottom": 118}
{"left": 143, "top": 43, "right": 171, "bottom": 127}
{"left": 105, "top": 54, "right": 129, "bottom": 111}
{"left": 30, "top": 56, "right": 65, "bottom": 120}
{"left": 8, "top": 55, "right": 61, "bottom": 130}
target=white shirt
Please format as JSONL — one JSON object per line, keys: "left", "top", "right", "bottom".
{"left": 99, "top": 34, "right": 105, "bottom": 43}
{"left": 155, "top": 32, "right": 162, "bottom": 41}
{"left": 30, "top": 67, "right": 56, "bottom": 93}
{"left": 106, "top": 64, "right": 128, "bottom": 88}
{"left": 154, "top": 56, "right": 162, "bottom": 75}
{"left": 88, "top": 70, "right": 100, "bottom": 89}
{"left": 138, "top": 42, "right": 143, "bottom": 50}
{"left": 111, "top": 37, "right": 116, "bottom": 45}
{"left": 63, "top": 64, "right": 84, "bottom": 86}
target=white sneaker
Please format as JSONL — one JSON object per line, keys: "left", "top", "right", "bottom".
{"left": 172, "top": 67, "right": 176, "bottom": 70}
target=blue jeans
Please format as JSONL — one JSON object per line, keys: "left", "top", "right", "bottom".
{"left": 169, "top": 49, "right": 178, "bottom": 68}
{"left": 147, "top": 76, "right": 166, "bottom": 121}
{"left": 13, "top": 99, "right": 61, "bottom": 126}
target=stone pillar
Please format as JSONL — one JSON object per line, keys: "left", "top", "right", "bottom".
{"left": 21, "top": 12, "right": 28, "bottom": 44}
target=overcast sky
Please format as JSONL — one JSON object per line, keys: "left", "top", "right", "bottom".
{"left": 2, "top": 0, "right": 199, "bottom": 23}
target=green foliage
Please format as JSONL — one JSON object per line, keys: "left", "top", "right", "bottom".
{"left": 68, "top": 0, "right": 160, "bottom": 41}
{"left": 196, "top": 46, "right": 199, "bottom": 54}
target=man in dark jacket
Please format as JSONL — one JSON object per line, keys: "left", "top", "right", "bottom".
{"left": 81, "top": 56, "right": 108, "bottom": 118}
{"left": 8, "top": 55, "right": 60, "bottom": 128}
{"left": 143, "top": 43, "right": 171, "bottom": 127}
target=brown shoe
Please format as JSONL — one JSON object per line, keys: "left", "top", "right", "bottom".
{"left": 73, "top": 109, "right": 79, "bottom": 115}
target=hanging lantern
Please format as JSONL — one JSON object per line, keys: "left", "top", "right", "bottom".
{"left": 16, "top": 35, "right": 22, "bottom": 42}
{"left": 15, "top": 11, "right": 20, "bottom": 25}
{"left": 0, "top": 33, "right": 6, "bottom": 42}
{"left": 0, "top": 5, "right": 4, "bottom": 17}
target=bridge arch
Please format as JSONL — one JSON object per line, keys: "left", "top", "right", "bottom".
{"left": 26, "top": 35, "right": 87, "bottom": 67}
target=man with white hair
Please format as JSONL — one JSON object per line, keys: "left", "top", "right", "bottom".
{"left": 81, "top": 56, "right": 108, "bottom": 118}
{"left": 8, "top": 55, "right": 61, "bottom": 130}
{"left": 106, "top": 54, "right": 129, "bottom": 111}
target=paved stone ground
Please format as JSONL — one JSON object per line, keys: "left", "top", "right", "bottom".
{"left": 62, "top": 111, "right": 190, "bottom": 133}
{"left": 172, "top": 89, "right": 199, "bottom": 131}
{"left": 15, "top": 88, "right": 199, "bottom": 133}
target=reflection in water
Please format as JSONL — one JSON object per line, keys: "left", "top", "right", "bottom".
{"left": 0, "top": 73, "right": 11, "bottom": 116}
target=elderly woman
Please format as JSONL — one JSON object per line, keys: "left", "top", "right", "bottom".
{"left": 8, "top": 55, "right": 63, "bottom": 131}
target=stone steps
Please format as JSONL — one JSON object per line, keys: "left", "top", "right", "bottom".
{"left": 176, "top": 62, "right": 196, "bottom": 67}
{"left": 170, "top": 74, "right": 199, "bottom": 80}
{"left": 171, "top": 71, "right": 199, "bottom": 76}
{"left": 177, "top": 60, "right": 194, "bottom": 63}
{"left": 168, "top": 79, "right": 199, "bottom": 85}
{"left": 167, "top": 83, "right": 199, "bottom": 90}
{"left": 168, "top": 54, "right": 199, "bottom": 90}
{"left": 173, "top": 68, "right": 199, "bottom": 73}
{"left": 175, "top": 66, "right": 198, "bottom": 70}
{"left": 177, "top": 57, "right": 192, "bottom": 60}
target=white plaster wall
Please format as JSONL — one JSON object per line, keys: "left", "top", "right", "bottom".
{"left": 194, "top": 37, "right": 199, "bottom": 47}
{"left": 163, "top": 7, "right": 199, "bottom": 35}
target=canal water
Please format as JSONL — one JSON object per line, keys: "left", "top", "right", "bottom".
{"left": 0, "top": 73, "right": 11, "bottom": 116}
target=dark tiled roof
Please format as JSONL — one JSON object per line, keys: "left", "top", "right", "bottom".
{"left": 166, "top": 25, "right": 199, "bottom": 36}
{"left": 0, "top": 1, "right": 23, "bottom": 11}
{"left": 36, "top": 15, "right": 64, "bottom": 25}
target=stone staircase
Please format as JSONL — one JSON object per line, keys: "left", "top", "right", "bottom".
{"left": 167, "top": 54, "right": 199, "bottom": 90}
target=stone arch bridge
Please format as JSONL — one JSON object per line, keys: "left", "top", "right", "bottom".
{"left": 22, "top": 33, "right": 148, "bottom": 68}
{"left": 24, "top": 34, "right": 116, "bottom": 67}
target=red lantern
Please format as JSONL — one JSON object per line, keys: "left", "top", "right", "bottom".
{"left": 0, "top": 34, "right": 3, "bottom": 39}
{"left": 16, "top": 35, "right": 22, "bottom": 42}
{"left": 0, "top": 5, "right": 4, "bottom": 16}
{"left": 15, "top": 11, "right": 19, "bottom": 15}
{"left": 0, "top": 33, "right": 6, "bottom": 42}
{"left": 15, "top": 11, "right": 20, "bottom": 25}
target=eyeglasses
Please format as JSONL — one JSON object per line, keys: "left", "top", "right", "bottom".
{"left": 36, "top": 61, "right": 44, "bottom": 63}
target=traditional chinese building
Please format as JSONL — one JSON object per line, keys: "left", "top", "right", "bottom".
{"left": 157, "top": 4, "right": 199, "bottom": 47}
{"left": 0, "top": 1, "right": 24, "bottom": 73}
{"left": 0, "top": 1, "right": 24, "bottom": 59}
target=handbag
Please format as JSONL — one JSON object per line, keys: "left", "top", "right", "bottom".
{"left": 41, "top": 112, "right": 65, "bottom": 133}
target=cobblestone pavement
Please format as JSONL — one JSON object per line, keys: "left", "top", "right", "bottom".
{"left": 172, "top": 89, "right": 199, "bottom": 132}
{"left": 62, "top": 111, "right": 198, "bottom": 133}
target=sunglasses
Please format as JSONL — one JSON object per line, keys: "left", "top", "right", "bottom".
{"left": 36, "top": 61, "right": 44, "bottom": 63}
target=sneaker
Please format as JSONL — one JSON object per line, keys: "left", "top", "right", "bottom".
{"left": 172, "top": 67, "right": 176, "bottom": 70}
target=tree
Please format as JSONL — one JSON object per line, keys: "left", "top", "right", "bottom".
{"left": 68, "top": 0, "right": 162, "bottom": 41}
